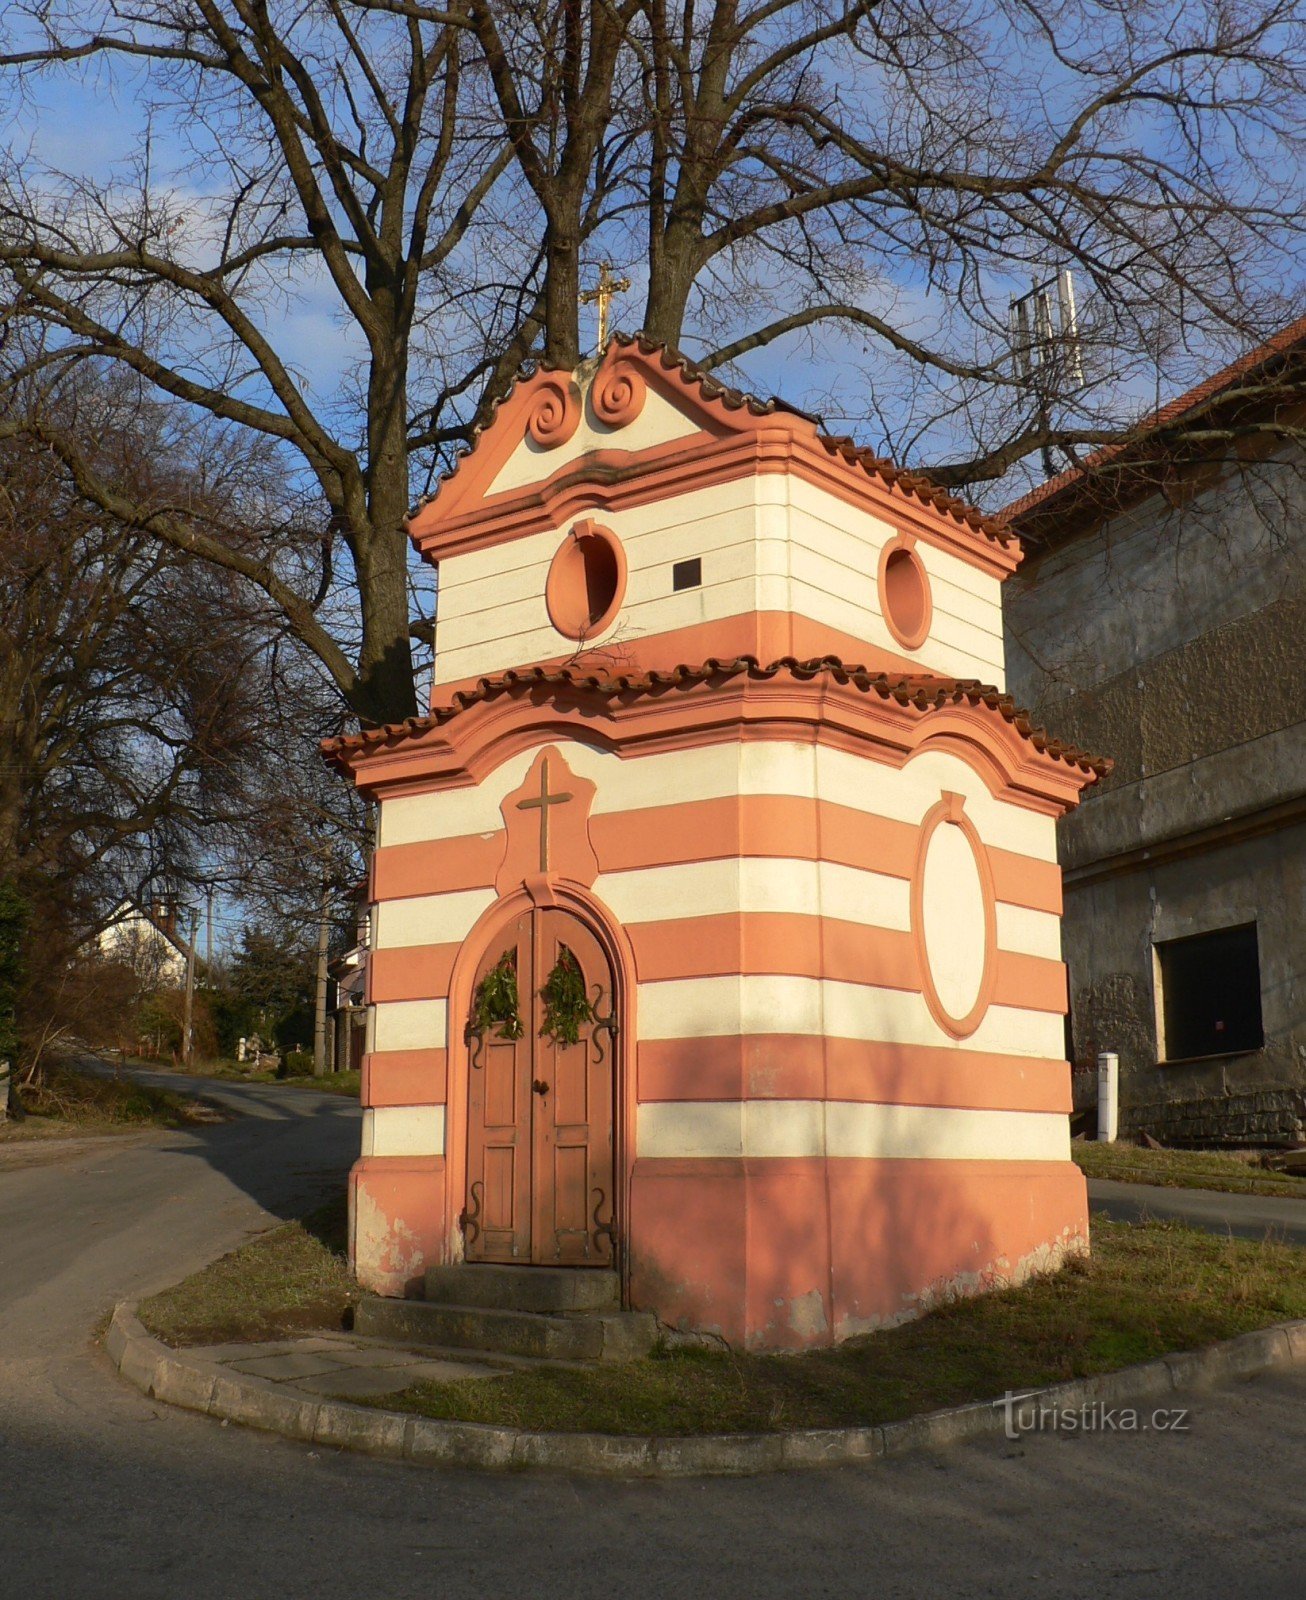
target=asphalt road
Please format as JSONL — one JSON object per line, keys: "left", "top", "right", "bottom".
{"left": 2, "top": 1071, "right": 1304, "bottom": 1599}
{"left": 1087, "top": 1175, "right": 1306, "bottom": 1244}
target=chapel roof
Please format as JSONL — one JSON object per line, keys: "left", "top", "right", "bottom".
{"left": 321, "top": 654, "right": 1110, "bottom": 778}
{"left": 410, "top": 332, "right": 1020, "bottom": 558}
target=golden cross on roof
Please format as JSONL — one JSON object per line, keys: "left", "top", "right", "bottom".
{"left": 579, "top": 262, "right": 631, "bottom": 350}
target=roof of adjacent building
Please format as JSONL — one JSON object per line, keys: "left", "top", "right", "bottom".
{"left": 1003, "top": 314, "right": 1306, "bottom": 539}
{"left": 321, "top": 654, "right": 1111, "bottom": 778}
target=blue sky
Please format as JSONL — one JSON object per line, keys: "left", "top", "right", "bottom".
{"left": 5, "top": 4, "right": 1303, "bottom": 951}
{"left": 8, "top": 5, "right": 1302, "bottom": 500}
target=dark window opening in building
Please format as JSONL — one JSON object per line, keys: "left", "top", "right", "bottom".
{"left": 673, "top": 557, "right": 702, "bottom": 592}
{"left": 1156, "top": 922, "right": 1264, "bottom": 1063}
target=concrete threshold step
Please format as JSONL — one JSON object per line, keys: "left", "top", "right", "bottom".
{"left": 423, "top": 1263, "right": 620, "bottom": 1314}
{"left": 355, "top": 1297, "right": 657, "bottom": 1364}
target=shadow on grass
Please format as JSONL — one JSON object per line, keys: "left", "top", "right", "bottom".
{"left": 140, "top": 1212, "right": 1306, "bottom": 1437}
{"left": 372, "top": 1222, "right": 1306, "bottom": 1435}
{"left": 138, "top": 1193, "right": 356, "bottom": 1348}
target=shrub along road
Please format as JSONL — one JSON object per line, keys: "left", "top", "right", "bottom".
{"left": 1, "top": 1069, "right": 1304, "bottom": 1599}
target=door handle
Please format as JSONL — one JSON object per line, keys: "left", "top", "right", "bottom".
{"left": 532, "top": 1079, "right": 550, "bottom": 1096}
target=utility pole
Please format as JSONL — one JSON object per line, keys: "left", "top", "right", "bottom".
{"left": 182, "top": 908, "right": 199, "bottom": 1067}
{"left": 1008, "top": 269, "right": 1084, "bottom": 477}
{"left": 313, "top": 877, "right": 331, "bottom": 1077}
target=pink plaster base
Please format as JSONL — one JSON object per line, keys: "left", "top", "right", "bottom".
{"left": 350, "top": 1157, "right": 449, "bottom": 1299}
{"left": 627, "top": 1156, "right": 1090, "bottom": 1350}
{"left": 351, "top": 1150, "right": 1090, "bottom": 1347}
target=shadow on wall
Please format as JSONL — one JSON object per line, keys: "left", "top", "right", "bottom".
{"left": 629, "top": 1154, "right": 1087, "bottom": 1353}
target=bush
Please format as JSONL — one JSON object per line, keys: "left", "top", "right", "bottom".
{"left": 274, "top": 1003, "right": 315, "bottom": 1053}
{"left": 208, "top": 987, "right": 258, "bottom": 1056}
{"left": 281, "top": 1049, "right": 315, "bottom": 1077}
{"left": 135, "top": 990, "right": 184, "bottom": 1056}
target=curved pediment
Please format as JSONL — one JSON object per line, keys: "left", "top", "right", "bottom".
{"left": 406, "top": 335, "right": 1020, "bottom": 578}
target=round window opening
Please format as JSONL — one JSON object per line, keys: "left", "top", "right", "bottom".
{"left": 880, "top": 542, "right": 932, "bottom": 651}
{"left": 546, "top": 521, "right": 627, "bottom": 641}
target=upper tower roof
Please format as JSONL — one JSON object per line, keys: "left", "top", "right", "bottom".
{"left": 409, "top": 336, "right": 1021, "bottom": 697}
{"left": 409, "top": 333, "right": 1019, "bottom": 570}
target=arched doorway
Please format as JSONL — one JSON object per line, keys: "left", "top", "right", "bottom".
{"left": 462, "top": 906, "right": 618, "bottom": 1267}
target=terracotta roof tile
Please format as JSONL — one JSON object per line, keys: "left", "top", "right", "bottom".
{"left": 611, "top": 334, "right": 1017, "bottom": 551}
{"left": 321, "top": 654, "right": 1110, "bottom": 778}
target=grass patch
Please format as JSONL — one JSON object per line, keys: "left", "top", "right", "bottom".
{"left": 133, "top": 1200, "right": 1306, "bottom": 1436}
{"left": 138, "top": 1195, "right": 357, "bottom": 1346}
{"left": 376, "top": 1223, "right": 1306, "bottom": 1435}
{"left": 278, "top": 1069, "right": 360, "bottom": 1099}
{"left": 0, "top": 1064, "right": 226, "bottom": 1141}
{"left": 1073, "top": 1139, "right": 1306, "bottom": 1198}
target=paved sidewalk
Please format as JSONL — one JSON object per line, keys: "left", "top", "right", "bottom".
{"left": 194, "top": 1331, "right": 505, "bottom": 1400}
{"left": 109, "top": 1300, "right": 1306, "bottom": 1478}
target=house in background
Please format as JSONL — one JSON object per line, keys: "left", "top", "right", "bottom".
{"left": 96, "top": 900, "right": 189, "bottom": 987}
{"left": 329, "top": 891, "right": 370, "bottom": 1075}
{"left": 1003, "top": 318, "right": 1306, "bottom": 1146}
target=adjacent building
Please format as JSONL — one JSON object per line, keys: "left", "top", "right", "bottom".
{"left": 1003, "top": 319, "right": 1306, "bottom": 1145}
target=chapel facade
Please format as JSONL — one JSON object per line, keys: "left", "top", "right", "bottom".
{"left": 323, "top": 335, "right": 1107, "bottom": 1351}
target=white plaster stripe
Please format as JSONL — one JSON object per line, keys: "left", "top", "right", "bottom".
{"left": 783, "top": 570, "right": 1004, "bottom": 679}
{"left": 635, "top": 1100, "right": 1069, "bottom": 1163}
{"left": 379, "top": 739, "right": 1057, "bottom": 864}
{"left": 995, "top": 902, "right": 1062, "bottom": 961}
{"left": 805, "top": 747, "right": 1056, "bottom": 859}
{"left": 439, "top": 482, "right": 759, "bottom": 594}
{"left": 637, "top": 975, "right": 1065, "bottom": 1059}
{"left": 371, "top": 999, "right": 447, "bottom": 1054}
{"left": 361, "top": 1105, "right": 445, "bottom": 1159}
{"left": 373, "top": 889, "right": 497, "bottom": 949}
{"left": 596, "top": 857, "right": 912, "bottom": 930}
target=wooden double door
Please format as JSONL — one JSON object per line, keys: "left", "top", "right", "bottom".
{"left": 463, "top": 908, "right": 617, "bottom": 1267}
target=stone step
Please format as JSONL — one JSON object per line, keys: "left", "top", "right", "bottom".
{"left": 354, "top": 1297, "right": 657, "bottom": 1364}
{"left": 423, "top": 1263, "right": 620, "bottom": 1314}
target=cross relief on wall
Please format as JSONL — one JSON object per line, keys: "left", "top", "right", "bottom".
{"left": 495, "top": 746, "right": 600, "bottom": 897}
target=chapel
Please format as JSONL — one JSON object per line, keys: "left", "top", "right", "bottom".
{"left": 323, "top": 334, "right": 1108, "bottom": 1351}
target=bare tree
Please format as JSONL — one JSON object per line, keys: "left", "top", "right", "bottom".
{"left": 0, "top": 367, "right": 267, "bottom": 910}
{"left": 0, "top": 1, "right": 1301, "bottom": 730}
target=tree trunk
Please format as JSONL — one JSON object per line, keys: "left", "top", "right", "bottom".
{"left": 355, "top": 352, "right": 420, "bottom": 725}
{"left": 642, "top": 221, "right": 703, "bottom": 348}
{"left": 543, "top": 214, "right": 582, "bottom": 369}
{"left": 313, "top": 879, "right": 330, "bottom": 1078}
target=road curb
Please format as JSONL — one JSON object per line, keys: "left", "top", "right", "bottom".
{"left": 106, "top": 1303, "right": 1306, "bottom": 1478}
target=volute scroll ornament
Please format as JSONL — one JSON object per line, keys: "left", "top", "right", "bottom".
{"left": 591, "top": 357, "right": 647, "bottom": 429}
{"left": 527, "top": 374, "right": 582, "bottom": 448}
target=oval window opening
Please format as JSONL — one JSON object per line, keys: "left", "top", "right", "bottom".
{"left": 881, "top": 544, "right": 931, "bottom": 650}
{"left": 580, "top": 535, "right": 619, "bottom": 628}
{"left": 546, "top": 523, "right": 626, "bottom": 640}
